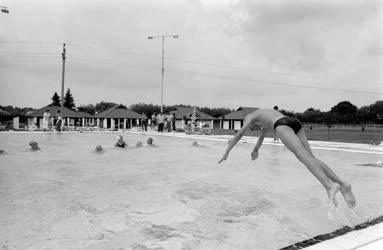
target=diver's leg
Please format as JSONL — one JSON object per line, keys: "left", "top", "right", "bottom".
{"left": 296, "top": 129, "right": 355, "bottom": 208}
{"left": 276, "top": 126, "right": 339, "bottom": 206}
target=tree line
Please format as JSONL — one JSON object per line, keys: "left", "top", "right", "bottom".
{"left": 1, "top": 89, "right": 382, "bottom": 124}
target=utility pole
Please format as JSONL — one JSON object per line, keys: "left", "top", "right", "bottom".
{"left": 147, "top": 35, "right": 179, "bottom": 113}
{"left": 61, "top": 43, "right": 66, "bottom": 114}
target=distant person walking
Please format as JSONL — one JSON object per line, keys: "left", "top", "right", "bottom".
{"left": 218, "top": 108, "right": 356, "bottom": 208}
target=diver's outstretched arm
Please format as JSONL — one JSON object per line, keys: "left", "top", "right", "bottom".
{"left": 218, "top": 119, "right": 253, "bottom": 164}
{"left": 251, "top": 128, "right": 268, "bottom": 160}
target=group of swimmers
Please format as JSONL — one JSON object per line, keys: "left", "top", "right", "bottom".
{"left": 12, "top": 134, "right": 202, "bottom": 154}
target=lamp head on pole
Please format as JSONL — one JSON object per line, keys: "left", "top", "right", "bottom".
{"left": 1, "top": 7, "right": 9, "bottom": 13}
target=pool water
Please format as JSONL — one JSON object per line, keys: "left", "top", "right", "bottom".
{"left": 0, "top": 132, "right": 382, "bottom": 250}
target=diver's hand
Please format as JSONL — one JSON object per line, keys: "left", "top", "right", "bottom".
{"left": 251, "top": 150, "right": 259, "bottom": 161}
{"left": 218, "top": 153, "right": 228, "bottom": 164}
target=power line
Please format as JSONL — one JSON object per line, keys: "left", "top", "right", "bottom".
{"left": 68, "top": 56, "right": 159, "bottom": 71}
{"left": 0, "top": 40, "right": 63, "bottom": 45}
{"left": 166, "top": 67, "right": 383, "bottom": 95}
{"left": 1, "top": 40, "right": 382, "bottom": 95}
{"left": 1, "top": 40, "right": 380, "bottom": 87}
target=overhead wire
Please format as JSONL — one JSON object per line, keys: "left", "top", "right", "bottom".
{"left": 1, "top": 40, "right": 382, "bottom": 95}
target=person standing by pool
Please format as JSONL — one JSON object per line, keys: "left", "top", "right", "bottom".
{"left": 166, "top": 112, "right": 172, "bottom": 132}
{"left": 157, "top": 112, "right": 164, "bottom": 132}
{"left": 171, "top": 113, "right": 176, "bottom": 131}
{"left": 55, "top": 110, "right": 64, "bottom": 132}
{"left": 151, "top": 113, "right": 157, "bottom": 130}
{"left": 141, "top": 113, "right": 148, "bottom": 131}
{"left": 42, "top": 109, "right": 50, "bottom": 131}
{"left": 218, "top": 108, "right": 356, "bottom": 208}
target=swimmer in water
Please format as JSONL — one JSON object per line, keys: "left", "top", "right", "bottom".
{"left": 94, "top": 145, "right": 104, "bottom": 153}
{"left": 192, "top": 141, "right": 207, "bottom": 147}
{"left": 29, "top": 141, "right": 40, "bottom": 151}
{"left": 147, "top": 137, "right": 154, "bottom": 146}
{"left": 135, "top": 141, "right": 143, "bottom": 147}
{"left": 218, "top": 108, "right": 356, "bottom": 208}
{"left": 115, "top": 135, "right": 127, "bottom": 148}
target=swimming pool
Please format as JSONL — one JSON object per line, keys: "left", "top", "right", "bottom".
{"left": 0, "top": 132, "right": 382, "bottom": 249}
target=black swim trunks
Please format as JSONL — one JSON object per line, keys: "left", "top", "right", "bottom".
{"left": 274, "top": 117, "right": 302, "bottom": 134}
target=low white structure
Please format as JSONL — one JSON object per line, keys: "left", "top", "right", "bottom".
{"left": 95, "top": 105, "right": 144, "bottom": 130}
{"left": 218, "top": 107, "right": 258, "bottom": 130}
{"left": 170, "top": 106, "right": 216, "bottom": 129}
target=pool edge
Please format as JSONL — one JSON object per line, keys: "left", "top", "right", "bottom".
{"left": 279, "top": 216, "right": 383, "bottom": 250}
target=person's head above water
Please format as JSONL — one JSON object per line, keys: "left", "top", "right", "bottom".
{"left": 147, "top": 137, "right": 153, "bottom": 145}
{"left": 136, "top": 141, "right": 143, "bottom": 147}
{"left": 115, "top": 135, "right": 126, "bottom": 147}
{"left": 29, "top": 141, "right": 40, "bottom": 151}
{"left": 94, "top": 145, "right": 103, "bottom": 153}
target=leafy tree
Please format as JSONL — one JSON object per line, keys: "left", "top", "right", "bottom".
{"left": 330, "top": 101, "right": 357, "bottom": 114}
{"left": 63, "top": 88, "right": 75, "bottom": 110}
{"left": 300, "top": 108, "right": 324, "bottom": 123}
{"left": 330, "top": 101, "right": 358, "bottom": 123}
{"left": 50, "top": 92, "right": 61, "bottom": 106}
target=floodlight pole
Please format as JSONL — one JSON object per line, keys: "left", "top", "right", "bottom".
{"left": 61, "top": 43, "right": 66, "bottom": 114}
{"left": 147, "top": 35, "right": 179, "bottom": 113}
{"left": 0, "top": 5, "right": 9, "bottom": 14}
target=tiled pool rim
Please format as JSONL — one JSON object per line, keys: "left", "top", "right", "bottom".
{"left": 279, "top": 216, "right": 383, "bottom": 250}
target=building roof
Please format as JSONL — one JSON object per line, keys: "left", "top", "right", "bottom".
{"left": 27, "top": 105, "right": 86, "bottom": 118}
{"left": 170, "top": 106, "right": 215, "bottom": 120}
{"left": 95, "top": 105, "right": 143, "bottom": 119}
{"left": 219, "top": 106, "right": 258, "bottom": 120}
{"left": 0, "top": 107, "right": 11, "bottom": 117}
{"left": 77, "top": 111, "right": 94, "bottom": 118}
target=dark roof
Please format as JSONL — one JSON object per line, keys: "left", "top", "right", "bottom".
{"left": 219, "top": 106, "right": 258, "bottom": 120}
{"left": 170, "top": 106, "right": 215, "bottom": 120}
{"left": 95, "top": 105, "right": 143, "bottom": 119}
{"left": 77, "top": 111, "right": 94, "bottom": 118}
{"left": 27, "top": 105, "right": 86, "bottom": 118}
{"left": 0, "top": 107, "right": 11, "bottom": 117}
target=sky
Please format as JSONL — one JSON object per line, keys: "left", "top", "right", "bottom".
{"left": 0, "top": 0, "right": 382, "bottom": 112}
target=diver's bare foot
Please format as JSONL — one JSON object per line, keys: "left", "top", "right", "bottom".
{"left": 327, "top": 183, "right": 340, "bottom": 207}
{"left": 340, "top": 183, "right": 356, "bottom": 208}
